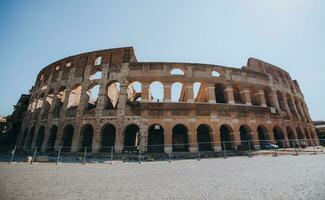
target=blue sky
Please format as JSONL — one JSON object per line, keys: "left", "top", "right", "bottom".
{"left": 0, "top": 0, "right": 324, "bottom": 120}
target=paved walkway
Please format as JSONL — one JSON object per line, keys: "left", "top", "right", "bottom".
{"left": 0, "top": 154, "right": 324, "bottom": 200}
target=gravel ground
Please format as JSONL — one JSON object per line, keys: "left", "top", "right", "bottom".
{"left": 0, "top": 154, "right": 324, "bottom": 200}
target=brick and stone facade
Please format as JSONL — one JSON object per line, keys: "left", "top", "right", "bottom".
{"left": 17, "top": 47, "right": 319, "bottom": 153}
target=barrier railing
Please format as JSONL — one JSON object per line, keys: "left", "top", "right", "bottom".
{"left": 1, "top": 138, "right": 324, "bottom": 164}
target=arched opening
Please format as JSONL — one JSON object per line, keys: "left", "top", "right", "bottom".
{"left": 193, "top": 82, "right": 201, "bottom": 100}
{"left": 239, "top": 125, "right": 253, "bottom": 150}
{"left": 172, "top": 124, "right": 188, "bottom": 152}
{"left": 197, "top": 124, "right": 212, "bottom": 151}
{"left": 233, "top": 86, "right": 243, "bottom": 104}
{"left": 170, "top": 68, "right": 184, "bottom": 75}
{"left": 171, "top": 82, "right": 184, "bottom": 102}
{"left": 67, "top": 84, "right": 82, "bottom": 109}
{"left": 46, "top": 125, "right": 57, "bottom": 152}
{"left": 106, "top": 81, "right": 120, "bottom": 109}
{"left": 100, "top": 124, "right": 116, "bottom": 152}
{"left": 43, "top": 89, "right": 54, "bottom": 115}
{"left": 214, "top": 83, "right": 226, "bottom": 103}
{"left": 276, "top": 91, "right": 286, "bottom": 111}
{"left": 149, "top": 81, "right": 164, "bottom": 102}
{"left": 296, "top": 127, "right": 306, "bottom": 147}
{"left": 124, "top": 124, "right": 140, "bottom": 152}
{"left": 148, "top": 124, "right": 164, "bottom": 153}
{"left": 89, "top": 65, "right": 102, "bottom": 80}
{"left": 286, "top": 126, "right": 296, "bottom": 148}
{"left": 61, "top": 125, "right": 74, "bottom": 152}
{"left": 87, "top": 84, "right": 100, "bottom": 110}
{"left": 212, "top": 71, "right": 220, "bottom": 77}
{"left": 273, "top": 126, "right": 285, "bottom": 148}
{"left": 53, "top": 87, "right": 66, "bottom": 117}
{"left": 220, "top": 124, "right": 234, "bottom": 150}
{"left": 286, "top": 94, "right": 296, "bottom": 113}
{"left": 79, "top": 124, "right": 93, "bottom": 152}
{"left": 26, "top": 126, "right": 35, "bottom": 149}
{"left": 257, "top": 125, "right": 268, "bottom": 149}
{"left": 35, "top": 126, "right": 45, "bottom": 148}
{"left": 94, "top": 56, "right": 102, "bottom": 65}
{"left": 264, "top": 89, "right": 273, "bottom": 107}
{"left": 127, "top": 81, "right": 142, "bottom": 102}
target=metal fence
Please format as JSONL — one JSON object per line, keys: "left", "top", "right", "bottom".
{"left": 1, "top": 139, "right": 325, "bottom": 165}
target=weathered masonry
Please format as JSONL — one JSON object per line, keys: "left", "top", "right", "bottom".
{"left": 18, "top": 47, "right": 319, "bottom": 153}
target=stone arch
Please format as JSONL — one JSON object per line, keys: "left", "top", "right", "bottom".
{"left": 61, "top": 125, "right": 74, "bottom": 152}
{"left": 214, "top": 83, "right": 226, "bottom": 103}
{"left": 35, "top": 126, "right": 45, "bottom": 148}
{"left": 296, "top": 127, "right": 306, "bottom": 147}
{"left": 197, "top": 124, "right": 212, "bottom": 151}
{"left": 286, "top": 126, "right": 296, "bottom": 148}
{"left": 86, "top": 84, "right": 100, "bottom": 110}
{"left": 67, "top": 84, "right": 82, "bottom": 109}
{"left": 219, "top": 124, "right": 234, "bottom": 150}
{"left": 149, "top": 81, "right": 164, "bottom": 102}
{"left": 171, "top": 82, "right": 184, "bottom": 102}
{"left": 106, "top": 81, "right": 120, "bottom": 109}
{"left": 276, "top": 91, "right": 286, "bottom": 111}
{"left": 286, "top": 93, "right": 296, "bottom": 113}
{"left": 264, "top": 88, "right": 273, "bottom": 107}
{"left": 46, "top": 125, "right": 57, "bottom": 152}
{"left": 233, "top": 86, "right": 243, "bottom": 104}
{"left": 43, "top": 89, "right": 54, "bottom": 114}
{"left": 273, "top": 126, "right": 285, "bottom": 148}
{"left": 53, "top": 86, "right": 66, "bottom": 117}
{"left": 257, "top": 125, "right": 269, "bottom": 148}
{"left": 100, "top": 123, "right": 116, "bottom": 152}
{"left": 172, "top": 124, "right": 189, "bottom": 152}
{"left": 304, "top": 127, "right": 313, "bottom": 146}
{"left": 148, "top": 124, "right": 164, "bottom": 153}
{"left": 239, "top": 124, "right": 254, "bottom": 150}
{"left": 170, "top": 68, "right": 184, "bottom": 75}
{"left": 127, "top": 81, "right": 142, "bottom": 102}
{"left": 90, "top": 65, "right": 102, "bottom": 80}
{"left": 123, "top": 124, "right": 140, "bottom": 152}
{"left": 79, "top": 124, "right": 94, "bottom": 152}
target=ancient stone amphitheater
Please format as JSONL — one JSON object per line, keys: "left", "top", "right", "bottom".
{"left": 18, "top": 47, "right": 319, "bottom": 154}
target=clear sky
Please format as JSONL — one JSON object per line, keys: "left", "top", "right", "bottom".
{"left": 0, "top": 0, "right": 324, "bottom": 120}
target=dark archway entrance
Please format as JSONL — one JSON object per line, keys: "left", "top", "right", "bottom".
{"left": 172, "top": 124, "right": 188, "bottom": 152}
{"left": 220, "top": 125, "right": 233, "bottom": 150}
{"left": 101, "top": 124, "right": 116, "bottom": 152}
{"left": 46, "top": 125, "right": 57, "bottom": 152}
{"left": 214, "top": 83, "right": 226, "bottom": 103}
{"left": 197, "top": 124, "right": 212, "bottom": 151}
{"left": 80, "top": 124, "right": 93, "bottom": 152}
{"left": 286, "top": 126, "right": 296, "bottom": 148}
{"left": 35, "top": 126, "right": 45, "bottom": 148}
{"left": 61, "top": 125, "right": 74, "bottom": 152}
{"left": 273, "top": 126, "right": 285, "bottom": 148}
{"left": 26, "top": 126, "right": 35, "bottom": 150}
{"left": 257, "top": 125, "right": 268, "bottom": 149}
{"left": 124, "top": 124, "right": 140, "bottom": 152}
{"left": 239, "top": 125, "right": 253, "bottom": 150}
{"left": 148, "top": 124, "right": 164, "bottom": 153}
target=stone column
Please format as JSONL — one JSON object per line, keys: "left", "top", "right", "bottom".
{"left": 139, "top": 124, "right": 148, "bottom": 153}
{"left": 271, "top": 91, "right": 281, "bottom": 112}
{"left": 224, "top": 86, "right": 235, "bottom": 104}
{"left": 92, "top": 125, "right": 101, "bottom": 153}
{"left": 207, "top": 84, "right": 216, "bottom": 103}
{"left": 250, "top": 132, "right": 260, "bottom": 150}
{"left": 141, "top": 83, "right": 149, "bottom": 102}
{"left": 212, "top": 128, "right": 221, "bottom": 152}
{"left": 240, "top": 89, "right": 252, "bottom": 105}
{"left": 114, "top": 123, "right": 124, "bottom": 153}
{"left": 71, "top": 124, "right": 81, "bottom": 152}
{"left": 164, "top": 121, "right": 172, "bottom": 153}
{"left": 186, "top": 83, "right": 194, "bottom": 103}
{"left": 233, "top": 132, "right": 241, "bottom": 150}
{"left": 164, "top": 83, "right": 171, "bottom": 102}
{"left": 256, "top": 90, "right": 267, "bottom": 107}
{"left": 41, "top": 126, "right": 50, "bottom": 152}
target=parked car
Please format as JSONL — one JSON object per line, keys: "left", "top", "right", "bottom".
{"left": 261, "top": 143, "right": 279, "bottom": 149}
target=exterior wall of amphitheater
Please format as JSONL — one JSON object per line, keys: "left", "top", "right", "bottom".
{"left": 18, "top": 47, "right": 319, "bottom": 154}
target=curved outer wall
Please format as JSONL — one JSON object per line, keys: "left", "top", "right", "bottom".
{"left": 18, "top": 47, "right": 319, "bottom": 153}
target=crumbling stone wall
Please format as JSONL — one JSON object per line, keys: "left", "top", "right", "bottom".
{"left": 18, "top": 47, "right": 318, "bottom": 154}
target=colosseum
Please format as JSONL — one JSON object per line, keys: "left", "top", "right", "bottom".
{"left": 17, "top": 47, "right": 319, "bottom": 154}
